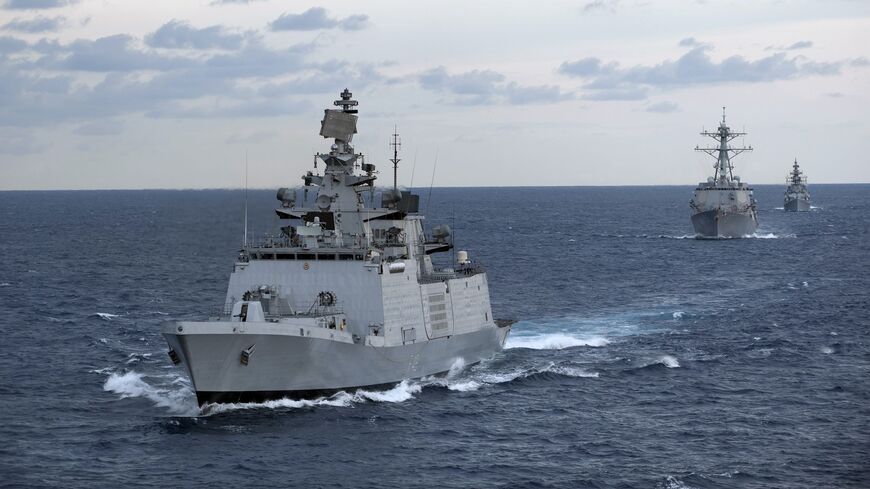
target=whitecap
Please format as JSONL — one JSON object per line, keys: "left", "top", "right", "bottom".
{"left": 94, "top": 312, "right": 120, "bottom": 320}
{"left": 354, "top": 380, "right": 421, "bottom": 403}
{"left": 505, "top": 333, "right": 609, "bottom": 350}
{"left": 672, "top": 311, "right": 684, "bottom": 319}
{"left": 748, "top": 232, "right": 796, "bottom": 239}
{"left": 658, "top": 355, "right": 680, "bottom": 368}
{"left": 821, "top": 346, "right": 834, "bottom": 354}
{"left": 103, "top": 371, "right": 198, "bottom": 416}
{"left": 0, "top": 282, "right": 10, "bottom": 287}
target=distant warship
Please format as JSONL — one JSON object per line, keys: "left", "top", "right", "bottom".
{"left": 690, "top": 108, "right": 758, "bottom": 238}
{"left": 784, "top": 159, "right": 811, "bottom": 212}
{"left": 163, "top": 89, "right": 512, "bottom": 406}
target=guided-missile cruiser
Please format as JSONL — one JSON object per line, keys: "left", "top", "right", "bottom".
{"left": 162, "top": 89, "right": 512, "bottom": 406}
{"left": 689, "top": 108, "right": 758, "bottom": 238}
{"left": 784, "top": 159, "right": 811, "bottom": 212}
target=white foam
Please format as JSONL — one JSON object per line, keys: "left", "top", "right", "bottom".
{"left": 355, "top": 380, "right": 421, "bottom": 403}
{"left": 94, "top": 312, "right": 120, "bottom": 320}
{"left": 505, "top": 333, "right": 609, "bottom": 350}
{"left": 203, "top": 392, "right": 355, "bottom": 415}
{"left": 103, "top": 371, "right": 198, "bottom": 416}
{"left": 821, "top": 346, "right": 834, "bottom": 354}
{"left": 548, "top": 365, "right": 600, "bottom": 378}
{"left": 642, "top": 355, "right": 680, "bottom": 368}
{"left": 748, "top": 232, "right": 796, "bottom": 239}
{"left": 0, "top": 282, "right": 10, "bottom": 287}
{"left": 446, "top": 380, "right": 483, "bottom": 392}
{"left": 672, "top": 311, "right": 684, "bottom": 319}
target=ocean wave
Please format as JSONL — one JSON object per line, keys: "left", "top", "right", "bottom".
{"left": 93, "top": 312, "right": 121, "bottom": 320}
{"left": 0, "top": 282, "right": 10, "bottom": 287}
{"left": 747, "top": 232, "right": 796, "bottom": 239}
{"left": 203, "top": 380, "right": 424, "bottom": 415}
{"left": 636, "top": 355, "right": 680, "bottom": 369}
{"left": 103, "top": 371, "right": 199, "bottom": 416}
{"left": 429, "top": 361, "right": 599, "bottom": 392}
{"left": 672, "top": 311, "right": 685, "bottom": 319}
{"left": 505, "top": 333, "right": 609, "bottom": 350}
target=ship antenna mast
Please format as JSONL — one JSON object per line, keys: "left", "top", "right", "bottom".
{"left": 695, "top": 106, "right": 752, "bottom": 183}
{"left": 390, "top": 126, "right": 401, "bottom": 191}
{"left": 244, "top": 150, "right": 248, "bottom": 247}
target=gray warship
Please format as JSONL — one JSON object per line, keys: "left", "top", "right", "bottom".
{"left": 162, "top": 89, "right": 511, "bottom": 406}
{"left": 784, "top": 159, "right": 811, "bottom": 211}
{"left": 689, "top": 108, "right": 758, "bottom": 238}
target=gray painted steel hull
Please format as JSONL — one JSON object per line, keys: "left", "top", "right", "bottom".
{"left": 784, "top": 197, "right": 811, "bottom": 212}
{"left": 691, "top": 209, "right": 758, "bottom": 238}
{"left": 164, "top": 323, "right": 510, "bottom": 405}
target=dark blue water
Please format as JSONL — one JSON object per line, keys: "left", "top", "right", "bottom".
{"left": 1, "top": 185, "right": 868, "bottom": 488}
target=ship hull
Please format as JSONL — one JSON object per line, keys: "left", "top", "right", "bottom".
{"left": 784, "top": 197, "right": 810, "bottom": 212}
{"left": 691, "top": 209, "right": 758, "bottom": 238}
{"left": 163, "top": 322, "right": 510, "bottom": 406}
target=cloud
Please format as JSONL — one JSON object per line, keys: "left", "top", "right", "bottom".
{"left": 210, "top": 0, "right": 265, "bottom": 4}
{"left": 560, "top": 44, "right": 850, "bottom": 101}
{"left": 72, "top": 118, "right": 124, "bottom": 136}
{"left": 145, "top": 20, "right": 248, "bottom": 50}
{"left": 850, "top": 57, "right": 869, "bottom": 67}
{"left": 2, "top": 0, "right": 76, "bottom": 9}
{"left": 0, "top": 131, "right": 45, "bottom": 154}
{"left": 766, "top": 40, "right": 813, "bottom": 51}
{"left": 419, "top": 66, "right": 572, "bottom": 105}
{"left": 269, "top": 7, "right": 369, "bottom": 31}
{"left": 0, "top": 31, "right": 350, "bottom": 127}
{"left": 504, "top": 82, "right": 573, "bottom": 104}
{"left": 582, "top": 0, "right": 619, "bottom": 14}
{"left": 2, "top": 15, "right": 65, "bottom": 32}
{"left": 645, "top": 100, "right": 679, "bottom": 113}
{"left": 825, "top": 92, "right": 844, "bottom": 98}
{"left": 679, "top": 37, "right": 701, "bottom": 47}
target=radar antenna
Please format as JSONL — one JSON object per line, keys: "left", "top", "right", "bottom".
{"left": 389, "top": 126, "right": 401, "bottom": 191}
{"left": 334, "top": 88, "right": 358, "bottom": 114}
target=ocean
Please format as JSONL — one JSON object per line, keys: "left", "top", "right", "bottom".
{"left": 0, "top": 185, "right": 868, "bottom": 488}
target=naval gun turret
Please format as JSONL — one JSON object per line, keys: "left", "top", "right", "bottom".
{"left": 689, "top": 108, "right": 759, "bottom": 238}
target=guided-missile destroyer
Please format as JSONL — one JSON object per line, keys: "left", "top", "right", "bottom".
{"left": 784, "top": 159, "right": 811, "bottom": 212}
{"left": 690, "top": 109, "right": 758, "bottom": 238}
{"left": 162, "top": 89, "right": 511, "bottom": 406}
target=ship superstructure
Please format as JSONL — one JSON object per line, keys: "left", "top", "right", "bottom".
{"left": 784, "top": 159, "right": 811, "bottom": 212}
{"left": 689, "top": 108, "right": 758, "bottom": 238}
{"left": 162, "top": 89, "right": 511, "bottom": 406}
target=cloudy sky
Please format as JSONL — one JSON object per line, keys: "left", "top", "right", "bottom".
{"left": 1, "top": 0, "right": 868, "bottom": 190}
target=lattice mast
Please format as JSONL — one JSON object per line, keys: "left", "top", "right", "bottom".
{"left": 695, "top": 107, "right": 752, "bottom": 183}
{"left": 389, "top": 126, "right": 401, "bottom": 191}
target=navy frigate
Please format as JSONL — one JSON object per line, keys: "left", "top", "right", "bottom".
{"left": 162, "top": 89, "right": 511, "bottom": 406}
{"left": 784, "top": 159, "right": 811, "bottom": 212}
{"left": 689, "top": 108, "right": 758, "bottom": 238}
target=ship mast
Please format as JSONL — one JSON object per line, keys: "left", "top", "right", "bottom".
{"left": 389, "top": 126, "right": 401, "bottom": 191}
{"left": 695, "top": 107, "right": 752, "bottom": 184}
{"left": 790, "top": 159, "right": 803, "bottom": 185}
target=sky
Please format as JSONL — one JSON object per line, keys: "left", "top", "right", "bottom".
{"left": 0, "top": 0, "right": 868, "bottom": 190}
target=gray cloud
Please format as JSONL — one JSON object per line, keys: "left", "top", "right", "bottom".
{"left": 3, "top": 0, "right": 76, "bottom": 9}
{"left": 851, "top": 57, "right": 869, "bottom": 67}
{"left": 560, "top": 45, "right": 850, "bottom": 101}
{"left": 765, "top": 40, "right": 813, "bottom": 51}
{"left": 582, "top": 0, "right": 619, "bottom": 14}
{"left": 210, "top": 0, "right": 265, "bottom": 4}
{"left": 145, "top": 20, "right": 248, "bottom": 50}
{"left": 269, "top": 7, "right": 369, "bottom": 31}
{"left": 419, "top": 66, "right": 572, "bottom": 105}
{"left": 679, "top": 37, "right": 701, "bottom": 47}
{"left": 226, "top": 130, "right": 276, "bottom": 144}
{"left": 0, "top": 32, "right": 352, "bottom": 128}
{"left": 2, "top": 15, "right": 65, "bottom": 32}
{"left": 72, "top": 118, "right": 124, "bottom": 136}
{"left": 645, "top": 100, "right": 679, "bottom": 113}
